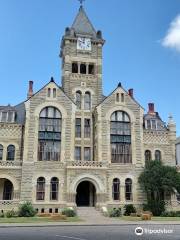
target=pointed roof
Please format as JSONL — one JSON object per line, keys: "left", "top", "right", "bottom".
{"left": 71, "top": 6, "right": 97, "bottom": 38}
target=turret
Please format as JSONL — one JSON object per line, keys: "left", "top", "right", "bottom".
{"left": 168, "top": 114, "right": 176, "bottom": 141}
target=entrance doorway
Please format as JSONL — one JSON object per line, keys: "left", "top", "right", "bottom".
{"left": 0, "top": 179, "right": 14, "bottom": 200}
{"left": 76, "top": 181, "right": 96, "bottom": 207}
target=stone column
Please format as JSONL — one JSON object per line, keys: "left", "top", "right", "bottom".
{"left": 86, "top": 63, "right": 89, "bottom": 75}
{"left": 66, "top": 192, "right": 76, "bottom": 206}
{"left": 96, "top": 193, "right": 107, "bottom": 207}
{"left": 120, "top": 185, "right": 125, "bottom": 203}
{"left": 13, "top": 190, "right": 20, "bottom": 200}
{"left": 45, "top": 184, "right": 50, "bottom": 202}
{"left": 78, "top": 62, "right": 81, "bottom": 74}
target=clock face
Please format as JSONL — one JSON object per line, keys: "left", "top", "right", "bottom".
{"left": 77, "top": 37, "right": 91, "bottom": 51}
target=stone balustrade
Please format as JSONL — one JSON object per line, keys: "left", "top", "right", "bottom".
{"left": 165, "top": 200, "right": 180, "bottom": 208}
{"left": 0, "top": 200, "right": 20, "bottom": 210}
{"left": 67, "top": 161, "right": 107, "bottom": 168}
{"left": 0, "top": 161, "right": 22, "bottom": 168}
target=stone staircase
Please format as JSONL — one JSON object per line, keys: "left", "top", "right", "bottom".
{"left": 77, "top": 207, "right": 108, "bottom": 223}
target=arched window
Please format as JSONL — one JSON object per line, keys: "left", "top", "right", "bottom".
{"left": 0, "top": 145, "right": 3, "bottom": 160}
{"left": 53, "top": 88, "right": 56, "bottom": 98}
{"left": 47, "top": 88, "right": 51, "bottom": 97}
{"left": 80, "top": 64, "right": 86, "bottom": 74}
{"left": 36, "top": 177, "right": 45, "bottom": 201}
{"left": 125, "top": 178, "right": 132, "bottom": 201}
{"left": 155, "top": 150, "right": 161, "bottom": 161}
{"left": 6, "top": 145, "right": 15, "bottom": 161}
{"left": 38, "top": 107, "right": 61, "bottom": 161}
{"left": 50, "top": 177, "right": 59, "bottom": 200}
{"left": 3, "top": 179, "right": 13, "bottom": 200}
{"left": 116, "top": 93, "right": 120, "bottom": 102}
{"left": 76, "top": 91, "right": 82, "bottom": 109}
{"left": 110, "top": 111, "right": 132, "bottom": 163}
{"left": 145, "top": 150, "right": 151, "bottom": 161}
{"left": 112, "top": 178, "right": 120, "bottom": 200}
{"left": 121, "top": 93, "right": 124, "bottom": 102}
{"left": 84, "top": 92, "right": 91, "bottom": 110}
{"left": 72, "top": 62, "right": 78, "bottom": 73}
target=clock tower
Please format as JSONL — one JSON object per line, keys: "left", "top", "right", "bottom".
{"left": 60, "top": 6, "right": 105, "bottom": 107}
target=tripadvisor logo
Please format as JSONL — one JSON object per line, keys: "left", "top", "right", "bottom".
{"left": 135, "top": 227, "right": 143, "bottom": 236}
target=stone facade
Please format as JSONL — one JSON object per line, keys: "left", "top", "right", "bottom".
{"left": 0, "top": 6, "right": 179, "bottom": 213}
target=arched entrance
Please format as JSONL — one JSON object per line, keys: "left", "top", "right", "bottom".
{"left": 0, "top": 179, "right": 14, "bottom": 200}
{"left": 76, "top": 181, "right": 96, "bottom": 207}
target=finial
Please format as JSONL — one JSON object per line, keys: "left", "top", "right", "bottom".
{"left": 78, "top": 0, "right": 85, "bottom": 7}
{"left": 118, "top": 82, "right": 122, "bottom": 87}
{"left": 50, "top": 77, "right": 54, "bottom": 82}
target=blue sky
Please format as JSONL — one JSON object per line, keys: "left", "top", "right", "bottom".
{"left": 0, "top": 0, "right": 180, "bottom": 135}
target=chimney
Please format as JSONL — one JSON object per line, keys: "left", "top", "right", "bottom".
{"left": 128, "top": 88, "right": 134, "bottom": 98}
{"left": 148, "top": 103, "right": 155, "bottom": 115}
{"left": 27, "top": 80, "right": 33, "bottom": 99}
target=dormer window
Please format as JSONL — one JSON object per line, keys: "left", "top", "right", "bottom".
{"left": 146, "top": 119, "right": 157, "bottom": 130}
{"left": 1, "top": 112, "right": 7, "bottom": 122}
{"left": 0, "top": 111, "right": 15, "bottom": 123}
{"left": 151, "top": 120, "right": 156, "bottom": 130}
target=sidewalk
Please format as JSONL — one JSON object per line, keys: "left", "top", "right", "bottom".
{"left": 0, "top": 219, "right": 180, "bottom": 227}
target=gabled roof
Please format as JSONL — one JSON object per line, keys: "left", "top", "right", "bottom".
{"left": 71, "top": 6, "right": 97, "bottom": 38}
{"left": 96, "top": 83, "right": 144, "bottom": 110}
{"left": 25, "top": 78, "right": 76, "bottom": 106}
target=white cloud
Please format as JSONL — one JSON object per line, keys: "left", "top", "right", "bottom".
{"left": 162, "top": 15, "right": 180, "bottom": 52}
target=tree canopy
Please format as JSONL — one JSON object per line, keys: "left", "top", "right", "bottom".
{"left": 138, "top": 160, "right": 180, "bottom": 215}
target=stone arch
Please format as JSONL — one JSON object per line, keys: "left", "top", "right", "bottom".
{"left": 30, "top": 102, "right": 67, "bottom": 162}
{"left": 106, "top": 106, "right": 136, "bottom": 123}
{"left": 34, "top": 102, "right": 67, "bottom": 119}
{"left": 0, "top": 174, "right": 19, "bottom": 190}
{"left": 70, "top": 174, "right": 105, "bottom": 194}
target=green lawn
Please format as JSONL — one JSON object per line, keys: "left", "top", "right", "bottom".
{"left": 0, "top": 216, "right": 81, "bottom": 223}
{"left": 119, "top": 216, "right": 180, "bottom": 221}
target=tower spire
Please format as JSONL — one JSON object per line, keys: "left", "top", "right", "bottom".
{"left": 78, "top": 0, "right": 85, "bottom": 7}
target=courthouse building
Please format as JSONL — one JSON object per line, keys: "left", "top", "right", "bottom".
{"left": 0, "top": 6, "right": 178, "bottom": 213}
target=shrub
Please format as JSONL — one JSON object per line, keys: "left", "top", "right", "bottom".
{"left": 18, "top": 202, "right": 36, "bottom": 217}
{"left": 161, "top": 211, "right": 180, "bottom": 217}
{"left": 109, "top": 208, "right": 121, "bottom": 217}
{"left": 143, "top": 200, "right": 165, "bottom": 216}
{"left": 0, "top": 212, "right": 4, "bottom": 218}
{"left": 6, "top": 210, "right": 17, "bottom": 218}
{"left": 123, "top": 204, "right": 136, "bottom": 216}
{"left": 61, "top": 208, "right": 76, "bottom": 217}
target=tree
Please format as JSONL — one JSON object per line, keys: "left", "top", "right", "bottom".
{"left": 138, "top": 160, "right": 180, "bottom": 216}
